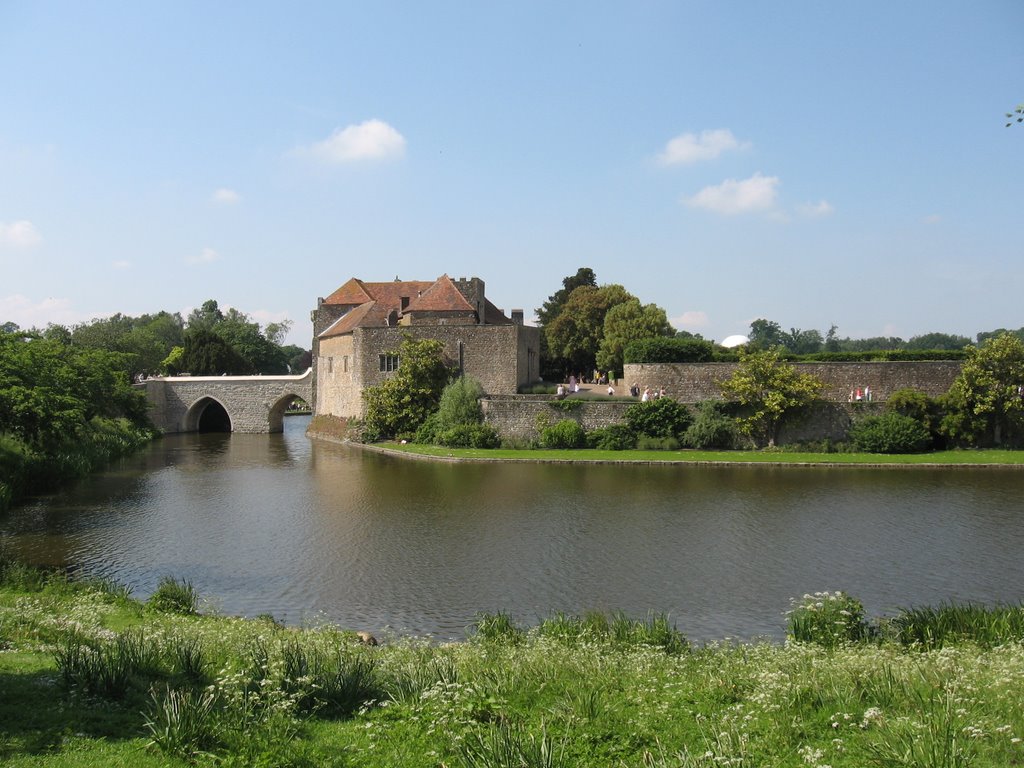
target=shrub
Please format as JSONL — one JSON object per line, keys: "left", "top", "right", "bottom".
{"left": 436, "top": 376, "right": 484, "bottom": 426}
{"left": 787, "top": 591, "right": 870, "bottom": 648}
{"left": 148, "top": 576, "right": 199, "bottom": 615}
{"left": 850, "top": 412, "right": 932, "bottom": 453}
{"left": 886, "top": 387, "right": 946, "bottom": 446}
{"left": 437, "top": 423, "right": 501, "bottom": 448}
{"left": 541, "top": 419, "right": 586, "bottom": 449}
{"left": 586, "top": 424, "right": 636, "bottom": 450}
{"left": 413, "top": 412, "right": 441, "bottom": 444}
{"left": 624, "top": 398, "right": 692, "bottom": 440}
{"left": 682, "top": 401, "right": 738, "bottom": 449}
{"left": 624, "top": 337, "right": 714, "bottom": 364}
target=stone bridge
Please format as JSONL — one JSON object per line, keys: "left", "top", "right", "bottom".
{"left": 140, "top": 369, "right": 314, "bottom": 434}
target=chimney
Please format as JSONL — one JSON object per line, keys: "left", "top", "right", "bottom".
{"left": 511, "top": 309, "right": 524, "bottom": 325}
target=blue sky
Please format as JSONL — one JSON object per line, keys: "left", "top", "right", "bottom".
{"left": 1, "top": 2, "right": 1021, "bottom": 347}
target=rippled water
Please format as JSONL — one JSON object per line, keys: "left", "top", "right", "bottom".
{"left": 4, "top": 415, "right": 1024, "bottom": 642}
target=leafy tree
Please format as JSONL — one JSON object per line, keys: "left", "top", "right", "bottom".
{"left": 0, "top": 330, "right": 149, "bottom": 451}
{"left": 186, "top": 299, "right": 225, "bottom": 331}
{"left": 824, "top": 324, "right": 841, "bottom": 353}
{"left": 977, "top": 327, "right": 1024, "bottom": 345}
{"left": 536, "top": 267, "right": 598, "bottom": 380}
{"left": 785, "top": 328, "right": 823, "bottom": 355}
{"left": 942, "top": 332, "right": 1024, "bottom": 446}
{"left": 180, "top": 328, "right": 254, "bottom": 375}
{"left": 535, "top": 267, "right": 598, "bottom": 327}
{"left": 264, "top": 320, "right": 292, "bottom": 346}
{"left": 161, "top": 346, "right": 185, "bottom": 375}
{"left": 719, "top": 348, "right": 823, "bottom": 447}
{"left": 905, "top": 332, "right": 971, "bottom": 351}
{"left": 216, "top": 309, "right": 289, "bottom": 374}
{"left": 624, "top": 337, "right": 714, "bottom": 364}
{"left": 596, "top": 299, "right": 674, "bottom": 377}
{"left": 362, "top": 336, "right": 452, "bottom": 440}
{"left": 748, "top": 319, "right": 787, "bottom": 350}
{"left": 545, "top": 284, "right": 633, "bottom": 376}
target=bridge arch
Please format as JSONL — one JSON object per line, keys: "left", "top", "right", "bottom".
{"left": 184, "top": 396, "right": 234, "bottom": 433}
{"left": 267, "top": 391, "right": 310, "bottom": 433}
{"left": 142, "top": 369, "right": 314, "bottom": 434}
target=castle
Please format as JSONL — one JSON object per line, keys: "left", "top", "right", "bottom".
{"left": 311, "top": 275, "right": 540, "bottom": 418}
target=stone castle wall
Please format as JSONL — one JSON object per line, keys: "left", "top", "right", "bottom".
{"left": 481, "top": 396, "right": 633, "bottom": 441}
{"left": 622, "top": 361, "right": 962, "bottom": 403}
{"left": 316, "top": 324, "right": 541, "bottom": 419}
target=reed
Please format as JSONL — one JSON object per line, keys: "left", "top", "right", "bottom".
{"left": 460, "top": 723, "right": 565, "bottom": 768}
{"left": 887, "top": 602, "right": 1024, "bottom": 649}
{"left": 143, "top": 686, "right": 220, "bottom": 761}
{"left": 147, "top": 575, "right": 198, "bottom": 615}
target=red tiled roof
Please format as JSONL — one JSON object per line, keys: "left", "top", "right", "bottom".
{"left": 319, "top": 301, "right": 378, "bottom": 339}
{"left": 323, "top": 278, "right": 374, "bottom": 306}
{"left": 318, "top": 275, "right": 509, "bottom": 339}
{"left": 404, "top": 274, "right": 475, "bottom": 313}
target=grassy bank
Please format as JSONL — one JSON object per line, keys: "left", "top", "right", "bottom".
{"left": 373, "top": 442, "right": 1024, "bottom": 466}
{"left": 3, "top": 565, "right": 1024, "bottom": 767}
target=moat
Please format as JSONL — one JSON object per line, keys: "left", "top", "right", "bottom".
{"left": 4, "top": 415, "right": 1024, "bottom": 642}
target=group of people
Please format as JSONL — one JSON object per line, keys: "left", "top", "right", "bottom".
{"left": 849, "top": 386, "right": 873, "bottom": 402}
{"left": 628, "top": 383, "right": 665, "bottom": 401}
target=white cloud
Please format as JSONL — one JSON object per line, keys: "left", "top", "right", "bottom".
{"left": 112, "top": 259, "right": 132, "bottom": 269}
{"left": 186, "top": 247, "right": 219, "bottom": 265}
{"left": 658, "top": 129, "right": 748, "bottom": 165}
{"left": 0, "top": 294, "right": 79, "bottom": 329}
{"left": 797, "top": 200, "right": 834, "bottom": 217}
{"left": 923, "top": 214, "right": 942, "bottom": 224}
{"left": 671, "top": 310, "right": 710, "bottom": 329}
{"left": 0, "top": 220, "right": 41, "bottom": 248}
{"left": 683, "top": 172, "right": 779, "bottom": 215}
{"left": 212, "top": 188, "right": 240, "bottom": 204}
{"left": 299, "top": 119, "right": 406, "bottom": 163}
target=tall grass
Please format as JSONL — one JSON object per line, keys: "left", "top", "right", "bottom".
{"left": 147, "top": 575, "right": 198, "bottom": 615}
{"left": 887, "top": 602, "right": 1024, "bottom": 649}
{"left": 537, "top": 611, "right": 688, "bottom": 653}
{"left": 460, "top": 723, "right": 565, "bottom": 768}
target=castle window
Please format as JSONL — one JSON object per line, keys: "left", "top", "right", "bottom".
{"left": 379, "top": 354, "right": 400, "bottom": 372}
{"left": 343, "top": 355, "right": 349, "bottom": 372}
{"left": 327, "top": 357, "right": 333, "bottom": 374}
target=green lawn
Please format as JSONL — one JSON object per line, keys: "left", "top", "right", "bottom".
{"left": 377, "top": 442, "right": 1024, "bottom": 466}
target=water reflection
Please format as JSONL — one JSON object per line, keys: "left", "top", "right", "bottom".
{"left": 3, "top": 415, "right": 1024, "bottom": 642}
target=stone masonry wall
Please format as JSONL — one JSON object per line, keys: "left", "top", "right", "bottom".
{"left": 623, "top": 361, "right": 962, "bottom": 403}
{"left": 143, "top": 370, "right": 313, "bottom": 433}
{"left": 481, "top": 396, "right": 632, "bottom": 441}
{"left": 313, "top": 324, "right": 541, "bottom": 419}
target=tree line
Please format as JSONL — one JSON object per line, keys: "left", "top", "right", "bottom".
{"left": 534, "top": 266, "right": 1023, "bottom": 378}
{"left": 2, "top": 300, "right": 310, "bottom": 379}
{"left": 0, "top": 301, "right": 311, "bottom": 510}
